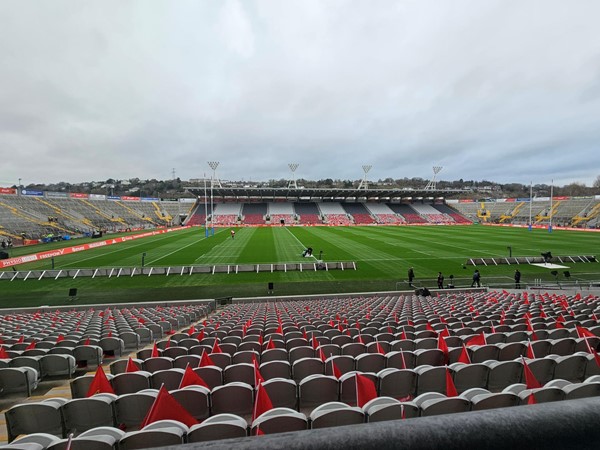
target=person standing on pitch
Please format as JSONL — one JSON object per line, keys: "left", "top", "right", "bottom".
{"left": 230, "top": 229, "right": 235, "bottom": 239}
{"left": 514, "top": 269, "right": 521, "bottom": 289}
{"left": 437, "top": 272, "right": 444, "bottom": 289}
{"left": 408, "top": 267, "right": 415, "bottom": 287}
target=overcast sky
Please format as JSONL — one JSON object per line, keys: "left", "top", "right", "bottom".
{"left": 2, "top": 0, "right": 600, "bottom": 188}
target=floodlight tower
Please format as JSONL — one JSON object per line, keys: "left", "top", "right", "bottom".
{"left": 288, "top": 163, "right": 299, "bottom": 189}
{"left": 357, "top": 165, "right": 372, "bottom": 190}
{"left": 207, "top": 161, "right": 222, "bottom": 188}
{"left": 207, "top": 161, "right": 221, "bottom": 236}
{"left": 424, "top": 166, "right": 443, "bottom": 191}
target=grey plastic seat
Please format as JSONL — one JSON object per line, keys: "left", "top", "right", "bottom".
{"left": 62, "top": 397, "right": 116, "bottom": 435}
{"left": 0, "top": 367, "right": 39, "bottom": 396}
{"left": 553, "top": 354, "right": 587, "bottom": 382}
{"left": 291, "top": 357, "right": 323, "bottom": 381}
{"left": 119, "top": 332, "right": 141, "bottom": 351}
{"left": 415, "top": 365, "right": 447, "bottom": 395}
{"left": 378, "top": 368, "right": 417, "bottom": 400}
{"left": 71, "top": 373, "right": 115, "bottom": 399}
{"left": 261, "top": 378, "right": 298, "bottom": 410}
{"left": 563, "top": 382, "right": 600, "bottom": 400}
{"left": 420, "top": 396, "right": 471, "bottom": 416}
{"left": 365, "top": 397, "right": 419, "bottom": 421}
{"left": 73, "top": 346, "right": 103, "bottom": 370}
{"left": 339, "top": 371, "right": 378, "bottom": 406}
{"left": 150, "top": 368, "right": 184, "bottom": 390}
{"left": 119, "top": 427, "right": 185, "bottom": 449}
{"left": 9, "top": 356, "right": 43, "bottom": 380}
{"left": 45, "top": 434, "right": 117, "bottom": 450}
{"left": 141, "top": 357, "right": 173, "bottom": 373}
{"left": 112, "top": 371, "right": 152, "bottom": 395}
{"left": 98, "top": 337, "right": 125, "bottom": 358}
{"left": 309, "top": 401, "right": 365, "bottom": 429}
{"left": 355, "top": 353, "right": 386, "bottom": 374}
{"left": 9, "top": 433, "right": 61, "bottom": 449}
{"left": 171, "top": 386, "right": 211, "bottom": 422}
{"left": 452, "top": 363, "right": 490, "bottom": 393}
{"left": 41, "top": 354, "right": 76, "bottom": 378}
{"left": 518, "top": 387, "right": 565, "bottom": 404}
{"left": 5, "top": 400, "right": 65, "bottom": 442}
{"left": 260, "top": 360, "right": 291, "bottom": 380}
{"left": 250, "top": 407, "right": 307, "bottom": 435}
{"left": 298, "top": 374, "right": 339, "bottom": 410}
{"left": 223, "top": 363, "right": 255, "bottom": 386}
{"left": 187, "top": 414, "right": 247, "bottom": 442}
{"left": 486, "top": 360, "right": 523, "bottom": 392}
{"left": 211, "top": 382, "right": 254, "bottom": 416}
{"left": 114, "top": 392, "right": 158, "bottom": 431}
{"left": 470, "top": 392, "right": 520, "bottom": 410}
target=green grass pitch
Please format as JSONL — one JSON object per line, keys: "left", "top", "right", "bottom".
{"left": 1, "top": 225, "right": 599, "bottom": 307}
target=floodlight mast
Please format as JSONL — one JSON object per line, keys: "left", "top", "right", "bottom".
{"left": 208, "top": 161, "right": 222, "bottom": 188}
{"left": 207, "top": 161, "right": 220, "bottom": 236}
{"left": 288, "top": 163, "right": 299, "bottom": 189}
{"left": 357, "top": 165, "right": 372, "bottom": 190}
{"left": 424, "top": 166, "right": 443, "bottom": 191}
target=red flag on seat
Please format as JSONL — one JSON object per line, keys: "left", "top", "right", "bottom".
{"left": 576, "top": 326, "right": 596, "bottom": 339}
{"left": 311, "top": 336, "right": 319, "bottom": 350}
{"left": 252, "top": 355, "right": 265, "bottom": 385}
{"left": 266, "top": 337, "right": 276, "bottom": 350}
{"left": 355, "top": 373, "right": 377, "bottom": 407}
{"left": 466, "top": 332, "right": 486, "bottom": 347}
{"left": 526, "top": 341, "right": 536, "bottom": 359}
{"left": 330, "top": 358, "right": 342, "bottom": 379}
{"left": 437, "top": 336, "right": 449, "bottom": 364}
{"left": 458, "top": 344, "right": 471, "bottom": 364}
{"left": 86, "top": 366, "right": 115, "bottom": 397}
{"left": 179, "top": 364, "right": 209, "bottom": 389}
{"left": 252, "top": 382, "right": 273, "bottom": 422}
{"left": 211, "top": 340, "right": 223, "bottom": 354}
{"left": 56, "top": 335, "right": 65, "bottom": 343}
{"left": 521, "top": 357, "right": 542, "bottom": 389}
{"left": 25, "top": 341, "right": 36, "bottom": 350}
{"left": 199, "top": 350, "right": 215, "bottom": 367}
{"left": 151, "top": 342, "right": 160, "bottom": 358}
{"left": 125, "top": 357, "right": 140, "bottom": 373}
{"left": 0, "top": 346, "right": 10, "bottom": 359}
{"left": 445, "top": 368, "right": 458, "bottom": 397}
{"left": 141, "top": 385, "right": 198, "bottom": 428}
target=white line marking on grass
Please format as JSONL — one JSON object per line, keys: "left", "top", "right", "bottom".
{"left": 58, "top": 228, "right": 199, "bottom": 267}
{"left": 284, "top": 227, "right": 317, "bottom": 260}
{"left": 149, "top": 228, "right": 227, "bottom": 264}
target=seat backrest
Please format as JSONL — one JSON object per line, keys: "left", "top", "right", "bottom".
{"left": 6, "top": 403, "right": 64, "bottom": 443}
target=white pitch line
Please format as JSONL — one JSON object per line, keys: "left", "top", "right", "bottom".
{"left": 149, "top": 228, "right": 227, "bottom": 264}
{"left": 57, "top": 228, "right": 198, "bottom": 267}
{"left": 284, "top": 227, "right": 317, "bottom": 260}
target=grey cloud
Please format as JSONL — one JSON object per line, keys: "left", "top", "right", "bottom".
{"left": 1, "top": 0, "right": 600, "bottom": 187}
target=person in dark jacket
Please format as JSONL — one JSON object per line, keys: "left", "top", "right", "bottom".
{"left": 514, "top": 269, "right": 521, "bottom": 289}
{"left": 471, "top": 269, "right": 481, "bottom": 287}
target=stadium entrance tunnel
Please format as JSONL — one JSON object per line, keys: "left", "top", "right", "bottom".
{"left": 0, "top": 261, "right": 357, "bottom": 281}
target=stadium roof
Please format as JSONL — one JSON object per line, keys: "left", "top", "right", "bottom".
{"left": 183, "top": 186, "right": 467, "bottom": 201}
